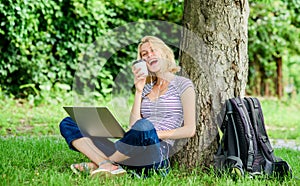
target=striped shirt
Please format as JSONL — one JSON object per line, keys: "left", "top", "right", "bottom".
{"left": 141, "top": 75, "right": 194, "bottom": 145}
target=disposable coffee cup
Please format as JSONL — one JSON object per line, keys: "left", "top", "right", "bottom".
{"left": 132, "top": 59, "right": 148, "bottom": 76}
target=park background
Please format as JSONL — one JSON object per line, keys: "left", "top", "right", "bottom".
{"left": 0, "top": 0, "right": 299, "bottom": 185}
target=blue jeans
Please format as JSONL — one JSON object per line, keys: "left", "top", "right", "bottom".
{"left": 59, "top": 117, "right": 170, "bottom": 177}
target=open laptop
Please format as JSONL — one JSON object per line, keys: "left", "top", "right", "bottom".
{"left": 63, "top": 106, "right": 126, "bottom": 138}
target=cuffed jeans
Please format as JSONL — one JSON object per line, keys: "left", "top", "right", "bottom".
{"left": 59, "top": 117, "right": 170, "bottom": 177}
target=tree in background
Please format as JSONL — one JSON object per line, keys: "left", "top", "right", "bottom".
{"left": 248, "top": 0, "right": 300, "bottom": 98}
{"left": 1, "top": 0, "right": 299, "bottom": 102}
{"left": 0, "top": 0, "right": 299, "bottom": 169}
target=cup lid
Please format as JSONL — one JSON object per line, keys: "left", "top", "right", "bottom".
{"left": 132, "top": 59, "right": 145, "bottom": 65}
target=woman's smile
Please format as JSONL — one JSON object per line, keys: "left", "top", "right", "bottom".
{"left": 147, "top": 58, "right": 158, "bottom": 67}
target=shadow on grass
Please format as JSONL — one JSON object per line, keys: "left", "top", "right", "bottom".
{"left": 0, "top": 136, "right": 299, "bottom": 185}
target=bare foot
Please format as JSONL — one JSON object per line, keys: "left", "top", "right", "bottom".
{"left": 99, "top": 161, "right": 118, "bottom": 171}
{"left": 71, "top": 162, "right": 97, "bottom": 174}
{"left": 91, "top": 161, "right": 126, "bottom": 177}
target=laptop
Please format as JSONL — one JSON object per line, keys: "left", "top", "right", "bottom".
{"left": 63, "top": 106, "right": 126, "bottom": 138}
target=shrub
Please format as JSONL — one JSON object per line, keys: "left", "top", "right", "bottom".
{"left": 0, "top": 0, "right": 183, "bottom": 103}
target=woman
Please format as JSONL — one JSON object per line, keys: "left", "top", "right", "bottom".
{"left": 59, "top": 36, "right": 196, "bottom": 178}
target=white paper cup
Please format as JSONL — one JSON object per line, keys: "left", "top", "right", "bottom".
{"left": 132, "top": 59, "right": 148, "bottom": 76}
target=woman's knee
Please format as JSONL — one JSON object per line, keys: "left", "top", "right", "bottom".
{"left": 59, "top": 117, "right": 84, "bottom": 151}
{"left": 60, "top": 117, "right": 76, "bottom": 131}
{"left": 59, "top": 117, "right": 82, "bottom": 138}
{"left": 131, "top": 119, "right": 154, "bottom": 131}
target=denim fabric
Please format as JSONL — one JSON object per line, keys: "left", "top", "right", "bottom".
{"left": 59, "top": 117, "right": 170, "bottom": 177}
{"left": 115, "top": 119, "right": 161, "bottom": 165}
{"left": 59, "top": 117, "right": 116, "bottom": 155}
{"left": 59, "top": 117, "right": 83, "bottom": 151}
{"left": 115, "top": 119, "right": 170, "bottom": 177}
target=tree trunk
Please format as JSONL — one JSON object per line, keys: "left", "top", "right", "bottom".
{"left": 248, "top": 59, "right": 261, "bottom": 96}
{"left": 260, "top": 65, "right": 266, "bottom": 96}
{"left": 264, "top": 80, "right": 270, "bottom": 97}
{"left": 174, "top": 0, "right": 249, "bottom": 168}
{"left": 276, "top": 57, "right": 283, "bottom": 99}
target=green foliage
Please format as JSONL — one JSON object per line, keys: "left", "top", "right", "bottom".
{"left": 286, "top": 0, "right": 300, "bottom": 27}
{"left": 1, "top": 0, "right": 299, "bottom": 101}
{"left": 0, "top": 0, "right": 183, "bottom": 104}
{"left": 286, "top": 56, "right": 300, "bottom": 92}
{"left": 248, "top": 0, "right": 300, "bottom": 96}
{"left": 0, "top": 0, "right": 115, "bottom": 98}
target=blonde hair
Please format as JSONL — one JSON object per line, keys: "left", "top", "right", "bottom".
{"left": 137, "top": 36, "right": 181, "bottom": 74}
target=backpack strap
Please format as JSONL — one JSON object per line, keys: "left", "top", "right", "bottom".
{"left": 227, "top": 156, "right": 245, "bottom": 177}
{"left": 218, "top": 100, "right": 244, "bottom": 177}
{"left": 244, "top": 97, "right": 258, "bottom": 133}
{"left": 248, "top": 97, "right": 276, "bottom": 161}
{"left": 234, "top": 97, "right": 255, "bottom": 171}
{"left": 227, "top": 156, "right": 244, "bottom": 170}
{"left": 226, "top": 100, "right": 241, "bottom": 157}
{"left": 214, "top": 100, "right": 240, "bottom": 171}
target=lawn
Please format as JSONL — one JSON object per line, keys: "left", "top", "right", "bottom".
{"left": 0, "top": 95, "right": 299, "bottom": 185}
{"left": 260, "top": 97, "right": 300, "bottom": 141}
{"left": 1, "top": 136, "right": 299, "bottom": 186}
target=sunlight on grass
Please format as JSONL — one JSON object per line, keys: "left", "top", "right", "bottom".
{"left": 0, "top": 93, "right": 300, "bottom": 185}
{"left": 0, "top": 98, "right": 67, "bottom": 136}
{"left": 260, "top": 97, "right": 300, "bottom": 142}
{"left": 1, "top": 94, "right": 300, "bottom": 142}
{"left": 0, "top": 92, "right": 300, "bottom": 185}
{"left": 0, "top": 136, "right": 299, "bottom": 185}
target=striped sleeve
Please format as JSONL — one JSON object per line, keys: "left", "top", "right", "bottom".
{"left": 177, "top": 76, "right": 194, "bottom": 96}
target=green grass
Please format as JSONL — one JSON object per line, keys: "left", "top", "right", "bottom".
{"left": 0, "top": 98, "right": 67, "bottom": 136}
{"left": 260, "top": 97, "right": 300, "bottom": 141}
{"left": 0, "top": 94, "right": 133, "bottom": 136}
{"left": 0, "top": 96, "right": 300, "bottom": 144}
{"left": 1, "top": 95, "right": 299, "bottom": 141}
{"left": 1, "top": 136, "right": 299, "bottom": 186}
{"left": 0, "top": 95, "right": 300, "bottom": 185}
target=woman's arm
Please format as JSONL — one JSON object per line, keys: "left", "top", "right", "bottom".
{"left": 129, "top": 67, "right": 146, "bottom": 127}
{"left": 129, "top": 90, "right": 143, "bottom": 127}
{"left": 156, "top": 86, "right": 196, "bottom": 139}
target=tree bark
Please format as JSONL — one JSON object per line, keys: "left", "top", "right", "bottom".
{"left": 174, "top": 0, "right": 250, "bottom": 168}
{"left": 276, "top": 57, "right": 283, "bottom": 99}
{"left": 264, "top": 80, "right": 270, "bottom": 97}
{"left": 260, "top": 65, "right": 266, "bottom": 96}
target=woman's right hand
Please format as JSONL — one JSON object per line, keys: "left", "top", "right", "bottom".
{"left": 132, "top": 67, "right": 146, "bottom": 93}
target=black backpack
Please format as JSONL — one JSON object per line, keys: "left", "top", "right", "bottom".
{"left": 214, "top": 97, "right": 292, "bottom": 178}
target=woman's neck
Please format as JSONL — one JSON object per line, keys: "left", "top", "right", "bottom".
{"left": 155, "top": 72, "right": 174, "bottom": 84}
